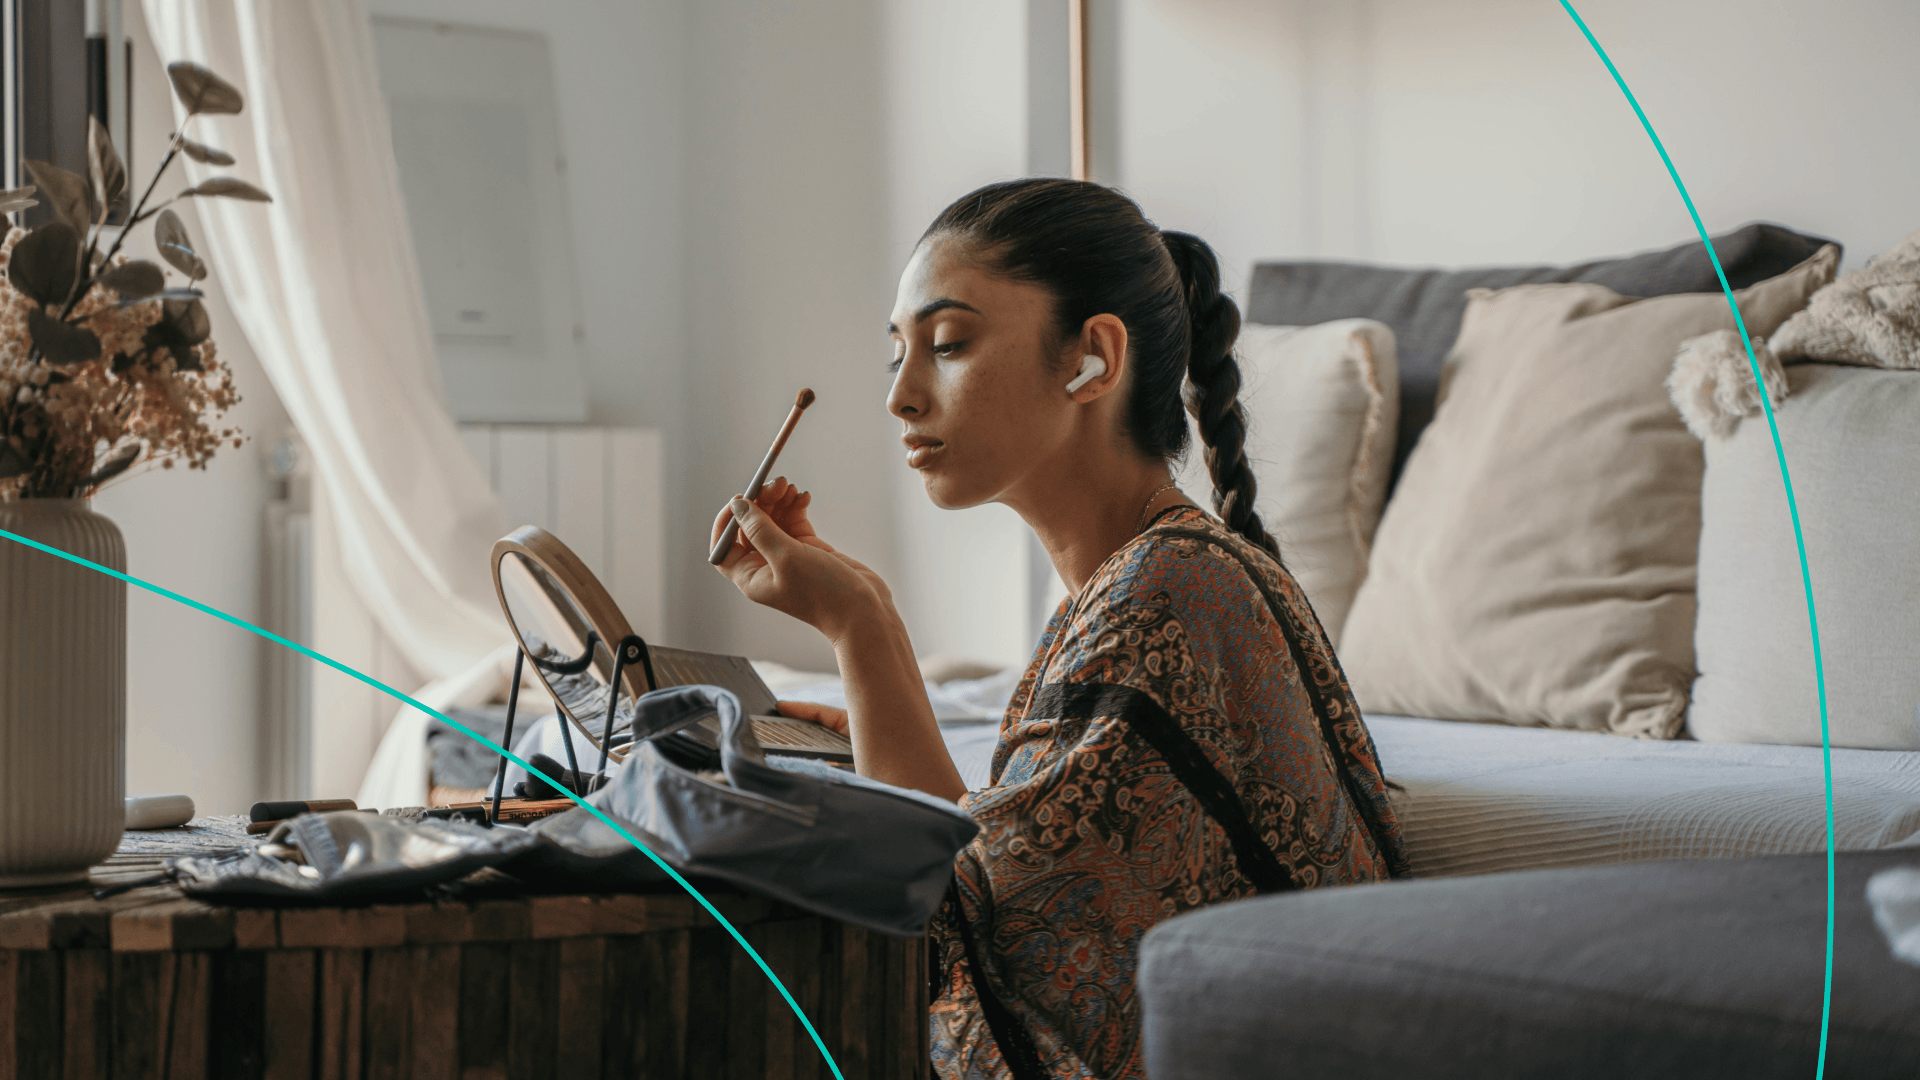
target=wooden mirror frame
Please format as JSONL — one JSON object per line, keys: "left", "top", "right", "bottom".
{"left": 490, "top": 525, "right": 646, "bottom": 765}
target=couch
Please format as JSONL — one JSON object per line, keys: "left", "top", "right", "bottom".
{"left": 1125, "top": 224, "right": 1920, "bottom": 1077}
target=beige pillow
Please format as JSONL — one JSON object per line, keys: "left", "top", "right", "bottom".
{"left": 1178, "top": 319, "right": 1398, "bottom": 641}
{"left": 1339, "top": 245, "right": 1839, "bottom": 737}
{"left": 1689, "top": 364, "right": 1920, "bottom": 749}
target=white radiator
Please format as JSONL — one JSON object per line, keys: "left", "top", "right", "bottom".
{"left": 262, "top": 437, "right": 315, "bottom": 799}
{"left": 457, "top": 424, "right": 667, "bottom": 638}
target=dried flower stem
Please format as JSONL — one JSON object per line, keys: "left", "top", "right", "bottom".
{"left": 87, "top": 127, "right": 190, "bottom": 291}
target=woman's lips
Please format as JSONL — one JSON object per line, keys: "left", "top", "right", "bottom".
{"left": 903, "top": 437, "right": 944, "bottom": 469}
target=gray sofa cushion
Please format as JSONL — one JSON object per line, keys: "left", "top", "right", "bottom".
{"left": 1138, "top": 849, "right": 1920, "bottom": 1079}
{"left": 1244, "top": 223, "right": 1838, "bottom": 487}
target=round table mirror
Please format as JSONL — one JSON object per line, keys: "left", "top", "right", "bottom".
{"left": 491, "top": 527, "right": 648, "bottom": 766}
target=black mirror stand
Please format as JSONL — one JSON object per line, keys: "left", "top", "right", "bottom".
{"left": 487, "top": 633, "right": 657, "bottom": 827}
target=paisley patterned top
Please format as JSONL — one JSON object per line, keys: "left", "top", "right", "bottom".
{"left": 928, "top": 507, "right": 1408, "bottom": 1080}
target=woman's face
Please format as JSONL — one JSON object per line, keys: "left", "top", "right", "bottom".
{"left": 886, "top": 238, "right": 1086, "bottom": 510}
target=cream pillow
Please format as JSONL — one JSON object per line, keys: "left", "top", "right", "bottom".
{"left": 1689, "top": 364, "right": 1920, "bottom": 749}
{"left": 1339, "top": 246, "right": 1839, "bottom": 737}
{"left": 1177, "top": 319, "right": 1398, "bottom": 641}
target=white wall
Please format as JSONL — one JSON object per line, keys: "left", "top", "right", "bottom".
{"left": 1361, "top": 0, "right": 1920, "bottom": 270}
{"left": 675, "top": 0, "right": 902, "bottom": 670}
{"left": 1112, "top": 0, "right": 1312, "bottom": 300}
{"left": 1115, "top": 0, "right": 1920, "bottom": 283}
{"left": 668, "top": 0, "right": 1045, "bottom": 673}
{"left": 96, "top": 1, "right": 294, "bottom": 815}
{"left": 882, "top": 0, "right": 1039, "bottom": 670}
{"left": 364, "top": 0, "right": 695, "bottom": 636}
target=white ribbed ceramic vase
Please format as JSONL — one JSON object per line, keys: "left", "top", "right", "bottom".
{"left": 0, "top": 499, "right": 126, "bottom": 886}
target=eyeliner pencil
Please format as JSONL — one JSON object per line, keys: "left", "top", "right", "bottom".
{"left": 709, "top": 388, "right": 816, "bottom": 564}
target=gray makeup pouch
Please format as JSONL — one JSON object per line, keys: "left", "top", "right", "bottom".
{"left": 169, "top": 812, "right": 541, "bottom": 903}
{"left": 172, "top": 685, "right": 979, "bottom": 938}
{"left": 508, "top": 684, "right": 981, "bottom": 937}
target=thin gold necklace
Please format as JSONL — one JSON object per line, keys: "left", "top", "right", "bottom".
{"left": 1067, "top": 478, "right": 1182, "bottom": 630}
{"left": 1134, "top": 481, "right": 1183, "bottom": 534}
{"left": 1059, "top": 481, "right": 1188, "bottom": 637}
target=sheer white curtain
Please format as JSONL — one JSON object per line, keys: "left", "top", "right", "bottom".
{"left": 142, "top": 0, "right": 514, "bottom": 806}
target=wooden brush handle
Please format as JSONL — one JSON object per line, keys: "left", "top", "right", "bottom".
{"left": 709, "top": 400, "right": 809, "bottom": 564}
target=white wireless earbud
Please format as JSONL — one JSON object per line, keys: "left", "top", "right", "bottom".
{"left": 1065, "top": 355, "right": 1107, "bottom": 395}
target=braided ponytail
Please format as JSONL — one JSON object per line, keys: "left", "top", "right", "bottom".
{"left": 1162, "top": 231, "right": 1282, "bottom": 560}
{"left": 923, "top": 179, "right": 1282, "bottom": 562}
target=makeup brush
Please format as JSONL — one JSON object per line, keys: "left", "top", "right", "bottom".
{"left": 709, "top": 388, "right": 816, "bottom": 564}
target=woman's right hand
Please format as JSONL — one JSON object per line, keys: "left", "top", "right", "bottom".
{"left": 710, "top": 477, "right": 892, "bottom": 642}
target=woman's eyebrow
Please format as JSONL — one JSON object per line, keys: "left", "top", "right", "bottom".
{"left": 886, "top": 297, "right": 981, "bottom": 334}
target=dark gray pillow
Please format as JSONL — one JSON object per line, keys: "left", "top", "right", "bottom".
{"left": 1245, "top": 223, "right": 1840, "bottom": 488}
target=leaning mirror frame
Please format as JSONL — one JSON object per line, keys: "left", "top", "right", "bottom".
{"left": 490, "top": 526, "right": 648, "bottom": 769}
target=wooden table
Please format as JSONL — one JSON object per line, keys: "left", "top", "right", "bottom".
{"left": 0, "top": 818, "right": 929, "bottom": 1079}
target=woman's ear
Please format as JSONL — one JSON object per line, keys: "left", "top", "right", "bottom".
{"left": 1070, "top": 314, "right": 1129, "bottom": 401}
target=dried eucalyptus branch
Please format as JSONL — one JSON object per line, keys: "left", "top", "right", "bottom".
{"left": 0, "top": 59, "right": 263, "bottom": 500}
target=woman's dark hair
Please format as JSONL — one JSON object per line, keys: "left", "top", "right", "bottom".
{"left": 922, "top": 178, "right": 1280, "bottom": 559}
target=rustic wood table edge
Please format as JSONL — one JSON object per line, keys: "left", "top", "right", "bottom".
{"left": 0, "top": 817, "right": 930, "bottom": 1080}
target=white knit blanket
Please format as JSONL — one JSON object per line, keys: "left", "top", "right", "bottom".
{"left": 1671, "top": 227, "right": 1920, "bottom": 440}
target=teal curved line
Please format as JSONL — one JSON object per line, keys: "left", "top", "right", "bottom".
{"left": 1555, "top": 4, "right": 1836, "bottom": 1077}
{"left": 0, "top": 526, "right": 848, "bottom": 1080}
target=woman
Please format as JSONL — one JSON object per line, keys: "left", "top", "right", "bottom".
{"left": 711, "top": 179, "right": 1407, "bottom": 1080}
